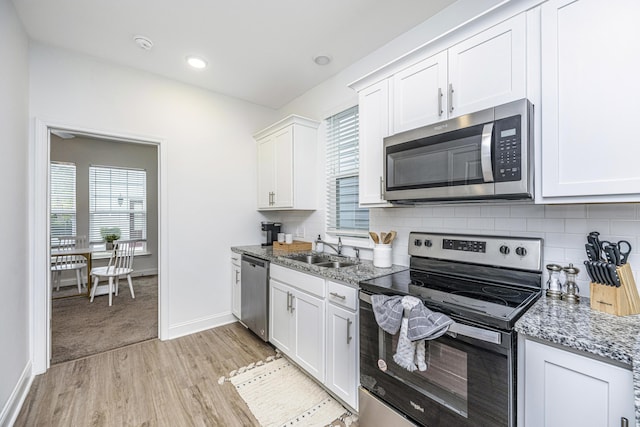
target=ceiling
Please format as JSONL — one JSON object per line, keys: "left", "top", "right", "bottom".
{"left": 12, "top": 0, "right": 456, "bottom": 109}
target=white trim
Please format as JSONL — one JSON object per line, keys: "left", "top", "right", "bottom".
{"left": 31, "top": 118, "right": 167, "bottom": 374}
{"left": 0, "top": 362, "right": 33, "bottom": 427}
{"left": 53, "top": 268, "right": 158, "bottom": 288}
{"left": 167, "top": 313, "right": 238, "bottom": 340}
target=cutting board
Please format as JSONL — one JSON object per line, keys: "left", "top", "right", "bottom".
{"left": 273, "top": 240, "right": 312, "bottom": 252}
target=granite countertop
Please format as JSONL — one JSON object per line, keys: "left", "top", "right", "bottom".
{"left": 231, "top": 245, "right": 407, "bottom": 287}
{"left": 515, "top": 296, "right": 640, "bottom": 425}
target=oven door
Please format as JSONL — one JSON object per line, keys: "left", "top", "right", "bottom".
{"left": 359, "top": 291, "right": 515, "bottom": 427}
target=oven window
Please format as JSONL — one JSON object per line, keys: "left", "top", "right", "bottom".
{"left": 384, "top": 330, "right": 469, "bottom": 417}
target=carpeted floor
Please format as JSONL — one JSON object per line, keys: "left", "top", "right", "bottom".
{"left": 51, "top": 275, "right": 158, "bottom": 364}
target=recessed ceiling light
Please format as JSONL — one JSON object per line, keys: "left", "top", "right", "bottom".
{"left": 313, "top": 54, "right": 332, "bottom": 66}
{"left": 134, "top": 35, "right": 153, "bottom": 51}
{"left": 186, "top": 56, "right": 208, "bottom": 69}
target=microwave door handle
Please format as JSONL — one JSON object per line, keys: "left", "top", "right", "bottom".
{"left": 481, "top": 123, "right": 494, "bottom": 183}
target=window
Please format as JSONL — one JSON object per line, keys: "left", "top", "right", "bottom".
{"left": 326, "top": 105, "right": 369, "bottom": 237}
{"left": 50, "top": 162, "right": 77, "bottom": 239}
{"left": 89, "top": 166, "right": 147, "bottom": 249}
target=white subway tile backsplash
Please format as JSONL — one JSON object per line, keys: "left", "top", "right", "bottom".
{"left": 610, "top": 220, "right": 640, "bottom": 236}
{"left": 510, "top": 205, "right": 545, "bottom": 218}
{"left": 526, "top": 218, "right": 565, "bottom": 233}
{"left": 544, "top": 205, "right": 587, "bottom": 218}
{"left": 495, "top": 218, "right": 527, "bottom": 231}
{"left": 563, "top": 219, "right": 610, "bottom": 234}
{"left": 587, "top": 204, "right": 636, "bottom": 219}
{"left": 481, "top": 205, "right": 511, "bottom": 217}
{"left": 467, "top": 217, "right": 495, "bottom": 230}
{"left": 544, "top": 233, "right": 587, "bottom": 249}
{"left": 443, "top": 217, "right": 468, "bottom": 229}
{"left": 432, "top": 206, "right": 455, "bottom": 217}
{"left": 454, "top": 206, "right": 482, "bottom": 217}
{"left": 543, "top": 247, "right": 565, "bottom": 261}
{"left": 422, "top": 217, "right": 445, "bottom": 229}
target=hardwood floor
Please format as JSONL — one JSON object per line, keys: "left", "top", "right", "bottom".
{"left": 15, "top": 323, "right": 275, "bottom": 426}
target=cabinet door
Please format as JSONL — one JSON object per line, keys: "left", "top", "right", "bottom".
{"left": 524, "top": 339, "right": 634, "bottom": 427}
{"left": 448, "top": 13, "right": 526, "bottom": 117}
{"left": 257, "top": 136, "right": 275, "bottom": 208}
{"left": 541, "top": 0, "right": 640, "bottom": 198}
{"left": 269, "top": 279, "right": 294, "bottom": 354}
{"left": 231, "top": 264, "right": 241, "bottom": 319}
{"left": 292, "top": 290, "right": 325, "bottom": 382}
{"left": 393, "top": 51, "right": 448, "bottom": 132}
{"left": 273, "top": 127, "right": 294, "bottom": 208}
{"left": 326, "top": 304, "right": 358, "bottom": 410}
{"left": 358, "top": 80, "right": 392, "bottom": 207}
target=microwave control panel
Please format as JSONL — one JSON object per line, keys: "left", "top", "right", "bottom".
{"left": 494, "top": 115, "right": 521, "bottom": 182}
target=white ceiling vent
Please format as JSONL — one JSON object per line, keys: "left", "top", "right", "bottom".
{"left": 134, "top": 35, "right": 154, "bottom": 51}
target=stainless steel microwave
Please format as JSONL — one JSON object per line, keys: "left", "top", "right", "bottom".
{"left": 383, "top": 99, "right": 533, "bottom": 203}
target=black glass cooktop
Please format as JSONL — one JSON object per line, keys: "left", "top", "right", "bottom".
{"left": 360, "top": 268, "right": 541, "bottom": 330}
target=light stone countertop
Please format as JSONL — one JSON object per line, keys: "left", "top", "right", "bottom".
{"left": 515, "top": 297, "right": 640, "bottom": 426}
{"left": 231, "top": 245, "right": 408, "bottom": 288}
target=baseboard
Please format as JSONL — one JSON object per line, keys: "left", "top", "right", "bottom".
{"left": 0, "top": 361, "right": 33, "bottom": 427}
{"left": 167, "top": 311, "right": 237, "bottom": 340}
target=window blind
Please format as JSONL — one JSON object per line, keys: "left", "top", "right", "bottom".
{"left": 326, "top": 105, "right": 369, "bottom": 237}
{"left": 50, "top": 162, "right": 77, "bottom": 239}
{"left": 89, "top": 166, "right": 147, "bottom": 245}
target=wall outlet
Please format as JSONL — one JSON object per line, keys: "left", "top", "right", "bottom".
{"left": 295, "top": 227, "right": 305, "bottom": 238}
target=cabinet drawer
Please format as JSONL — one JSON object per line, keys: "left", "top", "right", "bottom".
{"left": 231, "top": 252, "right": 241, "bottom": 266}
{"left": 271, "top": 264, "right": 325, "bottom": 298}
{"left": 327, "top": 281, "right": 358, "bottom": 311}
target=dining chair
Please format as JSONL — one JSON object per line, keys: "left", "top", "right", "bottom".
{"left": 90, "top": 240, "right": 138, "bottom": 306}
{"left": 51, "top": 235, "right": 88, "bottom": 293}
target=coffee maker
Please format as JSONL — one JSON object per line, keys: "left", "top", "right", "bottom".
{"left": 261, "top": 221, "right": 282, "bottom": 246}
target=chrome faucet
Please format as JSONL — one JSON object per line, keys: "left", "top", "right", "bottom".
{"left": 317, "top": 236, "right": 342, "bottom": 255}
{"left": 354, "top": 247, "right": 360, "bottom": 262}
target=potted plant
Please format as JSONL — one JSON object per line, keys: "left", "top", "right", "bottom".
{"left": 100, "top": 227, "right": 121, "bottom": 250}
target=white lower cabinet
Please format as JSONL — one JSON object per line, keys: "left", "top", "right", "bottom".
{"left": 231, "top": 252, "right": 241, "bottom": 319}
{"left": 326, "top": 280, "right": 358, "bottom": 410}
{"left": 523, "top": 338, "right": 634, "bottom": 427}
{"left": 269, "top": 266, "right": 359, "bottom": 411}
{"left": 269, "top": 265, "right": 326, "bottom": 383}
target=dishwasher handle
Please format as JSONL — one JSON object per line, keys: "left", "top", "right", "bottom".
{"left": 241, "top": 254, "right": 268, "bottom": 269}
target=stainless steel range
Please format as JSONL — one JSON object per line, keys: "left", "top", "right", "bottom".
{"left": 358, "top": 232, "right": 543, "bottom": 427}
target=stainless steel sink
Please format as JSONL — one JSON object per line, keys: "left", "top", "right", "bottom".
{"left": 286, "top": 254, "right": 330, "bottom": 264}
{"left": 314, "top": 261, "right": 356, "bottom": 269}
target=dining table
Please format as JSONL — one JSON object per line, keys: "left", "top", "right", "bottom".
{"left": 50, "top": 246, "right": 93, "bottom": 298}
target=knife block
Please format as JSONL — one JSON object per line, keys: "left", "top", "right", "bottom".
{"left": 590, "top": 263, "right": 640, "bottom": 316}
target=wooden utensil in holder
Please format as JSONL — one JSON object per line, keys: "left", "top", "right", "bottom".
{"left": 590, "top": 263, "right": 640, "bottom": 316}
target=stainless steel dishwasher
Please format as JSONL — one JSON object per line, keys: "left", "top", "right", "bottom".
{"left": 240, "top": 254, "right": 269, "bottom": 341}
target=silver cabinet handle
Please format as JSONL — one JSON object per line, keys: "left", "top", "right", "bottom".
{"left": 330, "top": 292, "right": 346, "bottom": 300}
{"left": 235, "top": 270, "right": 240, "bottom": 284}
{"left": 290, "top": 294, "right": 295, "bottom": 312}
{"left": 379, "top": 176, "right": 385, "bottom": 200}
{"left": 438, "top": 87, "right": 443, "bottom": 117}
{"left": 272, "top": 192, "right": 275, "bottom": 206}
{"left": 347, "top": 318, "right": 353, "bottom": 344}
{"left": 286, "top": 291, "right": 291, "bottom": 312}
{"left": 621, "top": 417, "right": 629, "bottom": 427}
{"left": 480, "top": 123, "right": 495, "bottom": 183}
{"left": 448, "top": 83, "right": 454, "bottom": 113}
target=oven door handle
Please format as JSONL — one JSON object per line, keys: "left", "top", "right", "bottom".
{"left": 447, "top": 323, "right": 501, "bottom": 345}
{"left": 359, "top": 291, "right": 502, "bottom": 345}
{"left": 480, "top": 122, "right": 494, "bottom": 183}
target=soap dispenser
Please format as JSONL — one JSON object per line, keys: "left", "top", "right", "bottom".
{"left": 316, "top": 235, "right": 324, "bottom": 253}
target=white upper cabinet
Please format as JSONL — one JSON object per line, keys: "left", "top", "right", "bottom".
{"left": 254, "top": 115, "right": 319, "bottom": 210}
{"left": 358, "top": 80, "right": 392, "bottom": 207}
{"left": 448, "top": 13, "right": 526, "bottom": 117}
{"left": 540, "top": 0, "right": 640, "bottom": 200}
{"left": 392, "top": 51, "right": 448, "bottom": 133}
{"left": 390, "top": 13, "right": 527, "bottom": 133}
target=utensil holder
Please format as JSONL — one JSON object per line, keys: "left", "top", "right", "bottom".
{"left": 590, "top": 263, "right": 640, "bottom": 316}
{"left": 373, "top": 244, "right": 392, "bottom": 268}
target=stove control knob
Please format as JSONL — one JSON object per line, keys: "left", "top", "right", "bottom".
{"left": 414, "top": 239, "right": 422, "bottom": 247}
{"left": 499, "top": 245, "right": 510, "bottom": 255}
{"left": 515, "top": 246, "right": 527, "bottom": 257}
{"left": 424, "top": 239, "right": 433, "bottom": 248}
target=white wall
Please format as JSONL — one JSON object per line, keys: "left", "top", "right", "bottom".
{"left": 0, "top": 0, "right": 30, "bottom": 424}
{"left": 29, "top": 43, "right": 279, "bottom": 337}
{"left": 274, "top": 0, "right": 640, "bottom": 295}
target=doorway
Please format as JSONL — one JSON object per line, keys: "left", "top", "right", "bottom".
{"left": 49, "top": 133, "right": 159, "bottom": 363}
{"left": 31, "top": 120, "right": 168, "bottom": 374}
